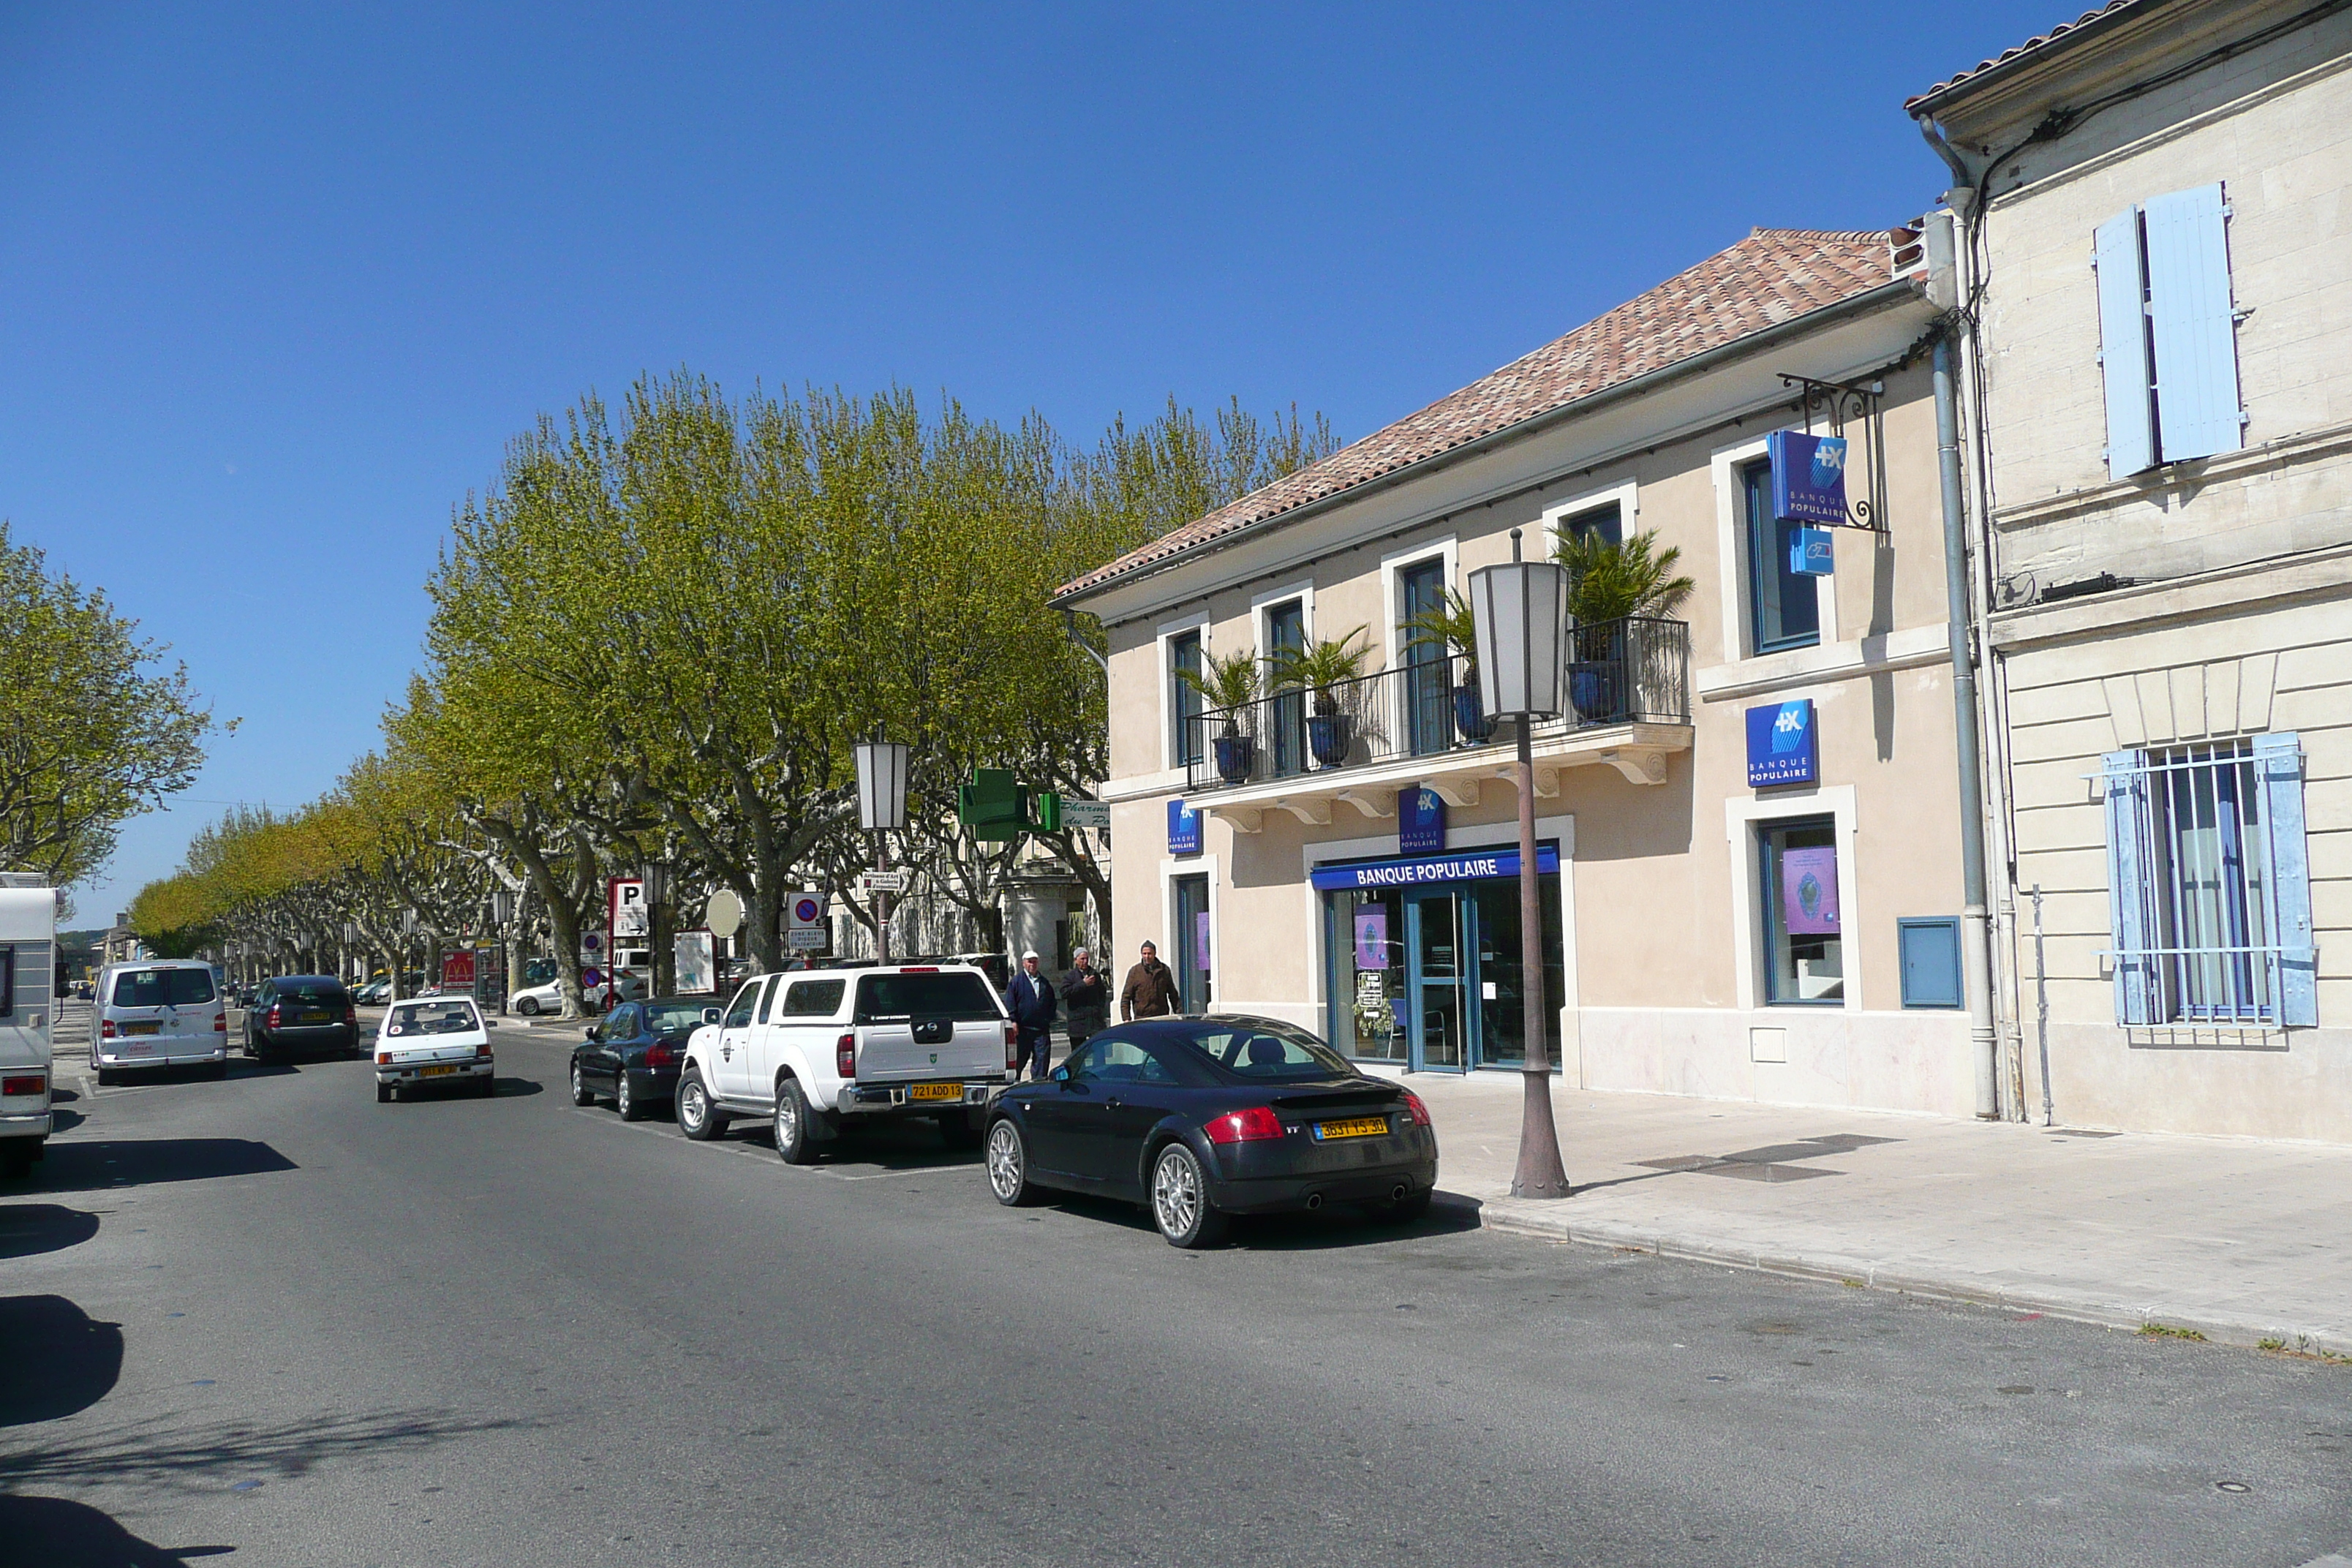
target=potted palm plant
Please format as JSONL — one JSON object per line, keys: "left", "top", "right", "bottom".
{"left": 1271, "top": 628, "right": 1375, "bottom": 766}
{"left": 1553, "top": 528, "right": 1695, "bottom": 721}
{"left": 1179, "top": 649, "right": 1264, "bottom": 783}
{"left": 1403, "top": 589, "right": 1494, "bottom": 742}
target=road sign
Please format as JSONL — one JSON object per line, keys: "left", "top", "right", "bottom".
{"left": 704, "top": 889, "right": 744, "bottom": 939}
{"left": 610, "top": 878, "right": 649, "bottom": 939}
{"left": 861, "top": 871, "right": 910, "bottom": 894}
{"left": 581, "top": 966, "right": 603, "bottom": 989}
{"left": 786, "top": 929, "right": 827, "bottom": 951}
{"left": 783, "top": 891, "right": 829, "bottom": 953}
{"left": 1062, "top": 801, "right": 1109, "bottom": 830}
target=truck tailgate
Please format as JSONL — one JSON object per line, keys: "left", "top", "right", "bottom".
{"left": 858, "top": 1017, "right": 1003, "bottom": 1081}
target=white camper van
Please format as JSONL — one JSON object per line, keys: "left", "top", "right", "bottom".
{"left": 0, "top": 874, "right": 56, "bottom": 1178}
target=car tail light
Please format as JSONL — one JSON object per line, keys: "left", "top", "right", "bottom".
{"left": 1401, "top": 1089, "right": 1431, "bottom": 1128}
{"left": 645, "top": 1042, "right": 674, "bottom": 1069}
{"left": 475, "top": 1044, "right": 494, "bottom": 1061}
{"left": 214, "top": 1013, "right": 227, "bottom": 1032}
{"left": 1203, "top": 1106, "right": 1285, "bottom": 1145}
{"left": 345, "top": 1004, "right": 357, "bottom": 1025}
{"left": 376, "top": 1052, "right": 393, "bottom": 1065}
{"left": 268, "top": 1004, "right": 282, "bottom": 1028}
{"left": 101, "top": 1019, "right": 117, "bottom": 1039}
{"left": 1, "top": 1074, "right": 44, "bottom": 1098}
{"left": 1004, "top": 1021, "right": 1019, "bottom": 1070}
{"left": 837, "top": 1033, "right": 856, "bottom": 1079}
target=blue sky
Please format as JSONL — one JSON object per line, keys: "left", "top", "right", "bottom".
{"left": 1, "top": 1, "right": 2070, "bottom": 919}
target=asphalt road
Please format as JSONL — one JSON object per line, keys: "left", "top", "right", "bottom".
{"left": 5, "top": 1014, "right": 2351, "bottom": 1568}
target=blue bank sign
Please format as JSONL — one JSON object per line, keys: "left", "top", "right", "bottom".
{"left": 1310, "top": 845, "right": 1561, "bottom": 892}
{"left": 1745, "top": 699, "right": 1817, "bottom": 788}
{"left": 1765, "top": 430, "right": 1850, "bottom": 526}
{"left": 1166, "top": 799, "right": 1202, "bottom": 855}
{"left": 1398, "top": 786, "right": 1447, "bottom": 854}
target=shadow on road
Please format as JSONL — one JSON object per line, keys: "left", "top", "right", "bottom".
{"left": 0, "top": 1494, "right": 232, "bottom": 1567}
{"left": 0, "top": 1203, "right": 102, "bottom": 1260}
{"left": 0, "top": 1296, "right": 122, "bottom": 1426}
{"left": 1036, "top": 1189, "right": 1485, "bottom": 1251}
{"left": 723, "top": 1118, "right": 983, "bottom": 1173}
{"left": 0, "top": 1406, "right": 538, "bottom": 1492}
{"left": 34, "top": 1139, "right": 298, "bottom": 1195}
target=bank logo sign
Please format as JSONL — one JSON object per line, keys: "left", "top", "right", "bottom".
{"left": 1166, "top": 798, "right": 1202, "bottom": 856}
{"left": 1745, "top": 699, "right": 1817, "bottom": 788}
{"left": 1309, "top": 845, "right": 1561, "bottom": 892}
{"left": 1765, "top": 429, "right": 1850, "bottom": 526}
{"left": 1398, "top": 786, "right": 1446, "bottom": 854}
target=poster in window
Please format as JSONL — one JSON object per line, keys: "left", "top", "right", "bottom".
{"left": 1781, "top": 846, "right": 1840, "bottom": 935}
{"left": 1353, "top": 905, "right": 1390, "bottom": 971}
{"left": 1194, "top": 910, "right": 1213, "bottom": 970}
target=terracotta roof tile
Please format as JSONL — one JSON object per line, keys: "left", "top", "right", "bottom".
{"left": 1904, "top": 1, "right": 2144, "bottom": 112}
{"left": 1058, "top": 227, "right": 1897, "bottom": 601}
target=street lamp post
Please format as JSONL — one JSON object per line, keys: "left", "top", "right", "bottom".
{"left": 853, "top": 740, "right": 909, "bottom": 964}
{"left": 641, "top": 861, "right": 671, "bottom": 995}
{"left": 1469, "top": 527, "right": 1572, "bottom": 1200}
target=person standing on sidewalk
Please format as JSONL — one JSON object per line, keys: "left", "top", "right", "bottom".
{"left": 1006, "top": 951, "right": 1058, "bottom": 1080}
{"left": 1060, "top": 948, "right": 1108, "bottom": 1055}
{"left": 1120, "top": 940, "right": 1180, "bottom": 1022}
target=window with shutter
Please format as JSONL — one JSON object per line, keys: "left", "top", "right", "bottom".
{"left": 2103, "top": 751, "right": 2158, "bottom": 1025}
{"left": 2143, "top": 184, "right": 2245, "bottom": 463}
{"left": 2254, "top": 732, "right": 2316, "bottom": 1027}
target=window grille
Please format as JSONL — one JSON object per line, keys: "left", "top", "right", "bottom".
{"left": 2103, "top": 734, "right": 2315, "bottom": 1027}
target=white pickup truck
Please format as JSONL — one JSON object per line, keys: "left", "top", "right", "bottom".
{"left": 674, "top": 962, "right": 1018, "bottom": 1163}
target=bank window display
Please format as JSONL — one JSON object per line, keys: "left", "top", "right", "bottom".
{"left": 1758, "top": 817, "right": 1842, "bottom": 1004}
{"left": 1327, "top": 888, "right": 1407, "bottom": 1061}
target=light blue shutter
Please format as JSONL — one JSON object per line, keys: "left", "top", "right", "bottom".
{"left": 2254, "top": 731, "right": 2316, "bottom": 1027}
{"left": 2103, "top": 751, "right": 2157, "bottom": 1025}
{"left": 2143, "top": 183, "right": 2244, "bottom": 462}
{"left": 2094, "top": 211, "right": 2156, "bottom": 477}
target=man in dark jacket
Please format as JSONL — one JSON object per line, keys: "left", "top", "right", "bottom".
{"left": 1120, "top": 940, "right": 1180, "bottom": 1021}
{"left": 1006, "top": 950, "right": 1058, "bottom": 1080}
{"left": 1060, "top": 947, "right": 1109, "bottom": 1054}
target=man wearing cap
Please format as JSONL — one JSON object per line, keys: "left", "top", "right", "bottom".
{"left": 1006, "top": 950, "right": 1058, "bottom": 1081}
{"left": 1120, "top": 939, "right": 1180, "bottom": 1022}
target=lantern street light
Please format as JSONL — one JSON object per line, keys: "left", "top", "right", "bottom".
{"left": 641, "top": 861, "right": 671, "bottom": 994}
{"left": 1468, "top": 527, "right": 1573, "bottom": 1200}
{"left": 853, "top": 739, "right": 910, "bottom": 963}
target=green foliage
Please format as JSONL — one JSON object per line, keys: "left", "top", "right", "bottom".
{"left": 1177, "top": 648, "right": 1264, "bottom": 712}
{"left": 1403, "top": 588, "right": 1479, "bottom": 671}
{"left": 1553, "top": 527, "right": 1696, "bottom": 623}
{"left": 0, "top": 524, "right": 219, "bottom": 888}
{"left": 1270, "top": 628, "right": 1374, "bottom": 699}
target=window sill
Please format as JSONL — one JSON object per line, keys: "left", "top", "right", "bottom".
{"left": 1697, "top": 625, "right": 1950, "bottom": 703}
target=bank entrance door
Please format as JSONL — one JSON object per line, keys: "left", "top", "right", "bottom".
{"left": 1403, "top": 890, "right": 1469, "bottom": 1071}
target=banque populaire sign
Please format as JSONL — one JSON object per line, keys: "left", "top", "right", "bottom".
{"left": 1765, "top": 430, "right": 1850, "bottom": 526}
{"left": 1309, "top": 845, "right": 1561, "bottom": 892}
{"left": 1745, "top": 699, "right": 1817, "bottom": 788}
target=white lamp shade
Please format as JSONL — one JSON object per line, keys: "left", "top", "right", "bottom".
{"left": 1468, "top": 559, "right": 1567, "bottom": 719}
{"left": 854, "top": 740, "right": 910, "bottom": 831}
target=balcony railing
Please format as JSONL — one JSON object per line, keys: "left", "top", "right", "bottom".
{"left": 1181, "top": 615, "right": 1690, "bottom": 793}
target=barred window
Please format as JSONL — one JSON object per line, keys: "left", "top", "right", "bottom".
{"left": 2103, "top": 734, "right": 2315, "bottom": 1027}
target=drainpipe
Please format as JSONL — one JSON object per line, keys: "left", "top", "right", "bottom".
{"left": 1934, "top": 333, "right": 1999, "bottom": 1120}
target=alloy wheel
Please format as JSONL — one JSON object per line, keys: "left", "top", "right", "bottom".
{"left": 774, "top": 1088, "right": 799, "bottom": 1152}
{"left": 678, "top": 1079, "right": 707, "bottom": 1134}
{"left": 615, "top": 1071, "right": 635, "bottom": 1119}
{"left": 986, "top": 1120, "right": 1024, "bottom": 1201}
{"left": 1153, "top": 1146, "right": 1203, "bottom": 1240}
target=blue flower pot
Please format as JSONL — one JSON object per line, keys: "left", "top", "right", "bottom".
{"left": 1213, "top": 731, "right": 1255, "bottom": 784}
{"left": 1452, "top": 685, "right": 1496, "bottom": 743}
{"left": 1307, "top": 712, "right": 1354, "bottom": 766}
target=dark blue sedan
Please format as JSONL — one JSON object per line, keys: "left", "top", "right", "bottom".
{"left": 983, "top": 1016, "right": 1438, "bottom": 1248}
{"left": 570, "top": 998, "right": 719, "bottom": 1120}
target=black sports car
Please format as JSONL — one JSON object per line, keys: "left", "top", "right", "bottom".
{"left": 570, "top": 997, "right": 720, "bottom": 1120}
{"left": 983, "top": 1015, "right": 1438, "bottom": 1247}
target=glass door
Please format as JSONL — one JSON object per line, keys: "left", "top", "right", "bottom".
{"left": 1173, "top": 874, "right": 1212, "bottom": 1014}
{"left": 1403, "top": 889, "right": 1466, "bottom": 1071}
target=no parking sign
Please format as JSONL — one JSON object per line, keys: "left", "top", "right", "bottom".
{"left": 785, "top": 892, "right": 827, "bottom": 951}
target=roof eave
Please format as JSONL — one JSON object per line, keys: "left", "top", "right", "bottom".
{"left": 1904, "top": 0, "right": 2175, "bottom": 120}
{"left": 1054, "top": 276, "right": 1924, "bottom": 610}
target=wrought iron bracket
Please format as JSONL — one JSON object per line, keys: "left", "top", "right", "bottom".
{"left": 1776, "top": 372, "right": 1888, "bottom": 533}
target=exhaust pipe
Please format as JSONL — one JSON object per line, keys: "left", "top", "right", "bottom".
{"left": 1303, "top": 1192, "right": 1323, "bottom": 1211}
{"left": 1390, "top": 1184, "right": 1408, "bottom": 1204}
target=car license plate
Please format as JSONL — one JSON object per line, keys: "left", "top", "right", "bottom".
{"left": 301, "top": 1010, "right": 330, "bottom": 1024}
{"left": 420, "top": 1064, "right": 459, "bottom": 1078}
{"left": 122, "top": 1022, "right": 161, "bottom": 1036}
{"left": 1312, "top": 1117, "right": 1389, "bottom": 1141}
{"left": 908, "top": 1082, "right": 962, "bottom": 1102}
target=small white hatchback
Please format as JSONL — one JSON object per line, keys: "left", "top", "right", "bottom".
{"left": 374, "top": 997, "right": 494, "bottom": 1102}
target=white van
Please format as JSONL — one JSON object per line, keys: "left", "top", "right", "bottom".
{"left": 0, "top": 875, "right": 56, "bottom": 1178}
{"left": 93, "top": 957, "right": 229, "bottom": 1085}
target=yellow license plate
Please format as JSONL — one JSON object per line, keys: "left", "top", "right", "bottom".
{"left": 122, "top": 1022, "right": 161, "bottom": 1036}
{"left": 1313, "top": 1117, "right": 1389, "bottom": 1141}
{"left": 419, "top": 1064, "right": 459, "bottom": 1078}
{"left": 908, "top": 1082, "right": 962, "bottom": 1102}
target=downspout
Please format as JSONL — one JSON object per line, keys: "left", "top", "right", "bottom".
{"left": 1934, "top": 331, "right": 1998, "bottom": 1120}
{"left": 1060, "top": 608, "right": 1109, "bottom": 675}
{"left": 1918, "top": 111, "right": 2002, "bottom": 1120}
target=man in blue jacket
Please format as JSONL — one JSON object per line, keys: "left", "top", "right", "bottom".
{"left": 1006, "top": 950, "right": 1058, "bottom": 1081}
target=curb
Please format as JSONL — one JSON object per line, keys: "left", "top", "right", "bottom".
{"left": 1459, "top": 1193, "right": 2352, "bottom": 1359}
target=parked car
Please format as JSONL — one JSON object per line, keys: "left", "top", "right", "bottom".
{"left": 570, "top": 997, "right": 720, "bottom": 1120}
{"left": 93, "top": 959, "right": 229, "bottom": 1085}
{"left": 510, "top": 979, "right": 563, "bottom": 1017}
{"left": 374, "top": 996, "right": 494, "bottom": 1101}
{"left": 674, "top": 963, "right": 1017, "bottom": 1161}
{"left": 245, "top": 976, "right": 361, "bottom": 1063}
{"left": 983, "top": 1017, "right": 1438, "bottom": 1248}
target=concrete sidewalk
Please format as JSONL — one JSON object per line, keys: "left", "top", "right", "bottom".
{"left": 1382, "top": 1068, "right": 2352, "bottom": 1355}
